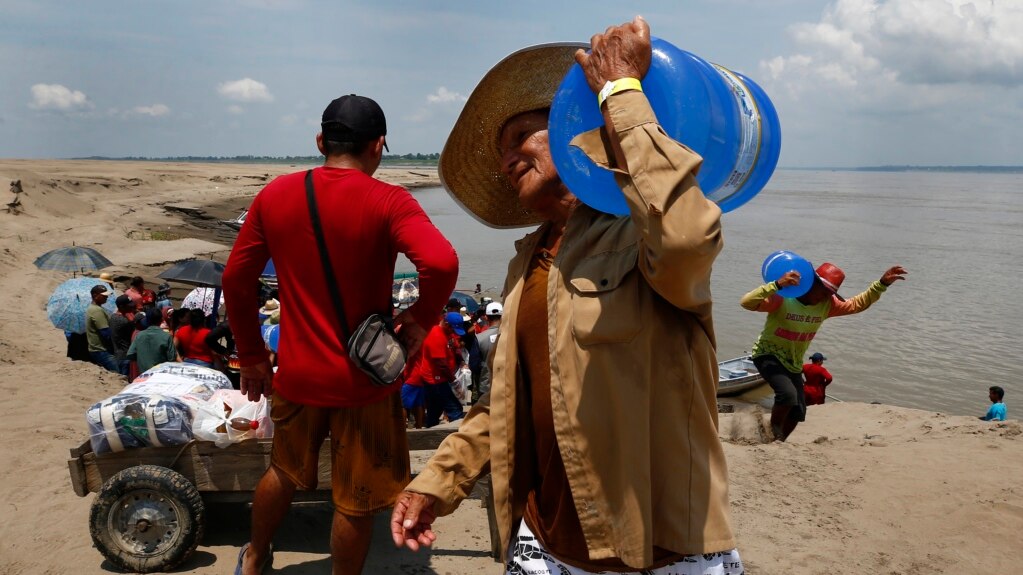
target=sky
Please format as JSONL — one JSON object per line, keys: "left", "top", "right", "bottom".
{"left": 1, "top": 0, "right": 1021, "bottom": 167}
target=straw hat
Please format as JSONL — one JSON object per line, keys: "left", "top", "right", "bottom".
{"left": 99, "top": 272, "right": 114, "bottom": 283}
{"left": 440, "top": 42, "right": 587, "bottom": 229}
{"left": 258, "top": 299, "right": 280, "bottom": 315}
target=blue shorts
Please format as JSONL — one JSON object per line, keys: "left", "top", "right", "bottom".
{"left": 401, "top": 383, "right": 425, "bottom": 409}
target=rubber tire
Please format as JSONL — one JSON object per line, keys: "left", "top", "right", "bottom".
{"left": 89, "top": 465, "right": 205, "bottom": 573}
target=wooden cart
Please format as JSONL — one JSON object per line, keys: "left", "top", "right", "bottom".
{"left": 68, "top": 427, "right": 499, "bottom": 573}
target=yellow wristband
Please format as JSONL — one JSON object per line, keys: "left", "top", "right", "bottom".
{"left": 597, "top": 78, "right": 643, "bottom": 108}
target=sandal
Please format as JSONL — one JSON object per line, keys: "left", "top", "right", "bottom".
{"left": 233, "top": 542, "right": 273, "bottom": 575}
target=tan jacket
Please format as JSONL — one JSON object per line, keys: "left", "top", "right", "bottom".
{"left": 408, "top": 91, "right": 735, "bottom": 567}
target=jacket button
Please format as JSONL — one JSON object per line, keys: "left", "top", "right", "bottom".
{"left": 600, "top": 278, "right": 608, "bottom": 286}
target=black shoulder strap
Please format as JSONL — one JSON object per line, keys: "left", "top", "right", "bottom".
{"left": 305, "top": 169, "right": 351, "bottom": 343}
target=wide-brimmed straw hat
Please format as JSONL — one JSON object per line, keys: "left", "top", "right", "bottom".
{"left": 258, "top": 299, "right": 280, "bottom": 316}
{"left": 440, "top": 42, "right": 587, "bottom": 229}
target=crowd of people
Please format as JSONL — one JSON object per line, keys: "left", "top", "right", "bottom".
{"left": 70, "top": 275, "right": 244, "bottom": 385}
{"left": 59, "top": 15, "right": 1009, "bottom": 575}
{"left": 398, "top": 297, "right": 504, "bottom": 429}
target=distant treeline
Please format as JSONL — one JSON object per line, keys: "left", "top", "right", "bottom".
{"left": 788, "top": 165, "right": 1023, "bottom": 174}
{"left": 73, "top": 153, "right": 440, "bottom": 165}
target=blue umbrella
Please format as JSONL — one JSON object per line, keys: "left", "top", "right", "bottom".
{"left": 449, "top": 291, "right": 480, "bottom": 313}
{"left": 34, "top": 245, "right": 113, "bottom": 274}
{"left": 47, "top": 277, "right": 117, "bottom": 334}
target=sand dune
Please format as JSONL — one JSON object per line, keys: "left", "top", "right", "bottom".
{"left": 0, "top": 160, "right": 1019, "bottom": 574}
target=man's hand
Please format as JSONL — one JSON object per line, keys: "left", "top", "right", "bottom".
{"left": 239, "top": 360, "right": 274, "bottom": 402}
{"left": 574, "top": 16, "right": 652, "bottom": 94}
{"left": 390, "top": 491, "right": 438, "bottom": 551}
{"left": 776, "top": 270, "right": 802, "bottom": 288}
{"left": 393, "top": 309, "right": 427, "bottom": 357}
{"left": 880, "top": 265, "right": 907, "bottom": 286}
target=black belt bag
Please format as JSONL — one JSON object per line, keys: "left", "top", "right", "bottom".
{"left": 305, "top": 170, "right": 407, "bottom": 387}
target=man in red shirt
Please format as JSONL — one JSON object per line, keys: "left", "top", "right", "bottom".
{"left": 222, "top": 94, "right": 458, "bottom": 575}
{"left": 419, "top": 312, "right": 467, "bottom": 428}
{"left": 802, "top": 352, "right": 833, "bottom": 406}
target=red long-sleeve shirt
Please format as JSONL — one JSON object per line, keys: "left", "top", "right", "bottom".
{"left": 802, "top": 362, "right": 833, "bottom": 406}
{"left": 223, "top": 167, "right": 458, "bottom": 407}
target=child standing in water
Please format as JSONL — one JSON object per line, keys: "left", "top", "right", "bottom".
{"left": 979, "top": 386, "right": 1007, "bottom": 421}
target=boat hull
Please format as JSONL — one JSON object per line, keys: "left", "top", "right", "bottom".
{"left": 717, "top": 355, "right": 767, "bottom": 397}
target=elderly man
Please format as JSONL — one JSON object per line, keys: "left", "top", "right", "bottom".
{"left": 391, "top": 17, "right": 742, "bottom": 575}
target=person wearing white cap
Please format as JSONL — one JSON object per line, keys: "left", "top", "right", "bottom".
{"left": 474, "top": 302, "right": 502, "bottom": 400}
{"left": 85, "top": 284, "right": 118, "bottom": 373}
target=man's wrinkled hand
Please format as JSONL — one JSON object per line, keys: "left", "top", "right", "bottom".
{"left": 574, "top": 16, "right": 652, "bottom": 94}
{"left": 393, "top": 309, "right": 427, "bottom": 357}
{"left": 390, "top": 491, "right": 438, "bottom": 551}
{"left": 239, "top": 360, "right": 274, "bottom": 402}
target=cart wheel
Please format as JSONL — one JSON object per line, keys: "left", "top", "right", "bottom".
{"left": 89, "top": 465, "right": 205, "bottom": 573}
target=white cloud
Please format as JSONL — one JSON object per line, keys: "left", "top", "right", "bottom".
{"left": 128, "top": 104, "right": 170, "bottom": 117}
{"left": 217, "top": 78, "right": 274, "bottom": 102}
{"left": 406, "top": 86, "right": 468, "bottom": 123}
{"left": 28, "top": 83, "right": 92, "bottom": 111}
{"left": 764, "top": 0, "right": 1023, "bottom": 94}
{"left": 227, "top": 105, "right": 244, "bottom": 115}
{"left": 426, "top": 86, "right": 467, "bottom": 104}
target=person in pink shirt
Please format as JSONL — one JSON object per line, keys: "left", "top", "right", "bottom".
{"left": 124, "top": 276, "right": 156, "bottom": 310}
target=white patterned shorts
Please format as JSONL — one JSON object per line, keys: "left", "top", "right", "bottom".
{"left": 506, "top": 521, "right": 745, "bottom": 575}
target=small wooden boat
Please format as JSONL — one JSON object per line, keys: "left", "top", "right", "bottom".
{"left": 717, "top": 355, "right": 767, "bottom": 397}
{"left": 221, "top": 209, "right": 247, "bottom": 231}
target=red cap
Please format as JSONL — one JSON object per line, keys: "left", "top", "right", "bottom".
{"left": 815, "top": 263, "right": 846, "bottom": 300}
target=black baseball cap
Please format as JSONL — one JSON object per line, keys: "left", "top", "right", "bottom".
{"left": 321, "top": 94, "right": 388, "bottom": 151}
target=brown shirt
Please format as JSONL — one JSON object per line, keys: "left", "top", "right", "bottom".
{"left": 519, "top": 244, "right": 684, "bottom": 571}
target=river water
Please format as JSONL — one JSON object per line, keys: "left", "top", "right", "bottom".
{"left": 397, "top": 169, "right": 1023, "bottom": 416}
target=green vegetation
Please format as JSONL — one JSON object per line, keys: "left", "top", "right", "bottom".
{"left": 124, "top": 229, "right": 183, "bottom": 241}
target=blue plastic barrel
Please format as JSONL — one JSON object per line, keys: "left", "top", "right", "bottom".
{"left": 549, "top": 37, "right": 781, "bottom": 215}
{"left": 761, "top": 251, "right": 814, "bottom": 298}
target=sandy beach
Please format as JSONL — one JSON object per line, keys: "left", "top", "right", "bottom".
{"left": 1, "top": 159, "right": 1020, "bottom": 574}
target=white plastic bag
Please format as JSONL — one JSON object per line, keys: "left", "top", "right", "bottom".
{"left": 86, "top": 394, "right": 193, "bottom": 453}
{"left": 451, "top": 365, "right": 472, "bottom": 405}
{"left": 86, "top": 362, "right": 234, "bottom": 454}
{"left": 192, "top": 390, "right": 273, "bottom": 448}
